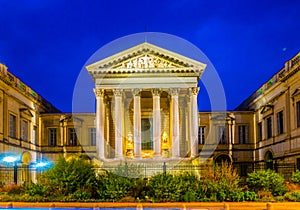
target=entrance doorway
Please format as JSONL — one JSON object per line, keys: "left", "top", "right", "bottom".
{"left": 141, "top": 118, "right": 153, "bottom": 152}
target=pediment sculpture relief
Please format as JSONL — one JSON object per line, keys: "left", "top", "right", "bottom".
{"left": 117, "top": 54, "right": 179, "bottom": 69}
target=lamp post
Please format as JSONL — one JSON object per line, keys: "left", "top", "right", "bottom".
{"left": 2, "top": 155, "right": 18, "bottom": 184}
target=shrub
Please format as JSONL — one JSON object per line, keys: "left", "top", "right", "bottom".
{"left": 24, "top": 182, "right": 48, "bottom": 196}
{"left": 247, "top": 170, "right": 288, "bottom": 196}
{"left": 201, "top": 162, "right": 244, "bottom": 201}
{"left": 97, "top": 171, "right": 135, "bottom": 201}
{"left": 0, "top": 194, "right": 14, "bottom": 202}
{"left": 147, "top": 172, "right": 199, "bottom": 202}
{"left": 0, "top": 183, "right": 24, "bottom": 195}
{"left": 284, "top": 190, "right": 300, "bottom": 202}
{"left": 40, "top": 156, "right": 98, "bottom": 198}
{"left": 131, "top": 178, "right": 149, "bottom": 200}
{"left": 243, "top": 191, "right": 258, "bottom": 201}
{"left": 290, "top": 170, "right": 300, "bottom": 184}
{"left": 71, "top": 191, "right": 92, "bottom": 200}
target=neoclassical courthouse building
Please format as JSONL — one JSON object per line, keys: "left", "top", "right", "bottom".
{"left": 1, "top": 42, "right": 300, "bottom": 181}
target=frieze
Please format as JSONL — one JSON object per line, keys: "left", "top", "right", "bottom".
{"left": 117, "top": 54, "right": 181, "bottom": 69}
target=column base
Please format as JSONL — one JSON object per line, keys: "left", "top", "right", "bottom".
{"left": 153, "top": 153, "right": 162, "bottom": 157}
{"left": 114, "top": 155, "right": 125, "bottom": 160}
{"left": 134, "top": 155, "right": 142, "bottom": 159}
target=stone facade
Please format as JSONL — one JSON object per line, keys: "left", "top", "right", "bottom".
{"left": 86, "top": 43, "right": 206, "bottom": 160}
{"left": 0, "top": 42, "right": 300, "bottom": 182}
{"left": 236, "top": 52, "right": 300, "bottom": 177}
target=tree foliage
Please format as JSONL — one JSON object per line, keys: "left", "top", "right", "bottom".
{"left": 39, "top": 156, "right": 98, "bottom": 198}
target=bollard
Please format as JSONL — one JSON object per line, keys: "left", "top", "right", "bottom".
{"left": 7, "top": 202, "right": 12, "bottom": 208}
{"left": 266, "top": 203, "right": 273, "bottom": 210}
{"left": 224, "top": 203, "right": 230, "bottom": 210}
{"left": 136, "top": 203, "right": 143, "bottom": 210}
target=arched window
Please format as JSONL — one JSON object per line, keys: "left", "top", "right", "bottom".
{"left": 215, "top": 154, "right": 231, "bottom": 165}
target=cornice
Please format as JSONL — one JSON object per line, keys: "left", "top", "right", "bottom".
{"left": 86, "top": 42, "right": 206, "bottom": 80}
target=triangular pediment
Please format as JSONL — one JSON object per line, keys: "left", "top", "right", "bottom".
{"left": 260, "top": 104, "right": 274, "bottom": 114}
{"left": 86, "top": 42, "right": 206, "bottom": 73}
{"left": 292, "top": 88, "right": 300, "bottom": 98}
{"left": 19, "top": 108, "right": 33, "bottom": 117}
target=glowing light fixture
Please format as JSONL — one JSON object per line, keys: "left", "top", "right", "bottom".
{"left": 34, "top": 159, "right": 53, "bottom": 170}
{"left": 3, "top": 156, "right": 18, "bottom": 163}
{"left": 1, "top": 154, "right": 19, "bottom": 184}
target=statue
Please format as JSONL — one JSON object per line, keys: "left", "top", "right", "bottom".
{"left": 127, "top": 133, "right": 133, "bottom": 143}
{"left": 162, "top": 132, "right": 168, "bottom": 143}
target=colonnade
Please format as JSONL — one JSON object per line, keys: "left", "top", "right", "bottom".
{"left": 94, "top": 87, "right": 199, "bottom": 160}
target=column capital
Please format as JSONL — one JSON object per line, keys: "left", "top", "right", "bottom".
{"left": 190, "top": 87, "right": 200, "bottom": 96}
{"left": 132, "top": 88, "right": 142, "bottom": 96}
{"left": 94, "top": 88, "right": 105, "bottom": 97}
{"left": 113, "top": 89, "right": 123, "bottom": 97}
{"left": 152, "top": 88, "right": 161, "bottom": 96}
{"left": 170, "top": 88, "right": 179, "bottom": 96}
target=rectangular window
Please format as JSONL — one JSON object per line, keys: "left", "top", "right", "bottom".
{"left": 21, "top": 120, "right": 28, "bottom": 141}
{"left": 88, "top": 128, "right": 96, "bottom": 146}
{"left": 68, "top": 128, "right": 77, "bottom": 146}
{"left": 258, "top": 122, "right": 263, "bottom": 141}
{"left": 238, "top": 125, "right": 248, "bottom": 144}
{"left": 9, "top": 114, "right": 16, "bottom": 138}
{"left": 297, "top": 101, "right": 300, "bottom": 127}
{"left": 277, "top": 111, "right": 284, "bottom": 135}
{"left": 218, "top": 126, "right": 226, "bottom": 144}
{"left": 198, "top": 126, "right": 206, "bottom": 144}
{"left": 48, "top": 128, "right": 57, "bottom": 146}
{"left": 266, "top": 117, "right": 272, "bottom": 139}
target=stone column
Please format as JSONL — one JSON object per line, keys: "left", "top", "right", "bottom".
{"left": 114, "top": 89, "right": 123, "bottom": 159}
{"left": 190, "top": 87, "right": 199, "bottom": 158}
{"left": 94, "top": 88, "right": 105, "bottom": 160}
{"left": 105, "top": 101, "right": 110, "bottom": 158}
{"left": 171, "top": 88, "right": 180, "bottom": 158}
{"left": 133, "top": 89, "right": 142, "bottom": 158}
{"left": 152, "top": 89, "right": 161, "bottom": 157}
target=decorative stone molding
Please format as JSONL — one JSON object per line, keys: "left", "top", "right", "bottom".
{"left": 190, "top": 87, "right": 200, "bottom": 95}
{"left": 113, "top": 89, "right": 123, "bottom": 97}
{"left": 170, "top": 88, "right": 179, "bottom": 96}
{"left": 151, "top": 88, "right": 161, "bottom": 96}
{"left": 120, "top": 54, "right": 175, "bottom": 69}
{"left": 132, "top": 88, "right": 142, "bottom": 96}
{"left": 94, "top": 88, "right": 105, "bottom": 97}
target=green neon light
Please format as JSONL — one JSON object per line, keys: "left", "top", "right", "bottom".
{"left": 257, "top": 88, "right": 263, "bottom": 94}
{"left": 31, "top": 91, "right": 35, "bottom": 96}
{"left": 269, "top": 79, "right": 273, "bottom": 84}
{"left": 20, "top": 83, "right": 25, "bottom": 87}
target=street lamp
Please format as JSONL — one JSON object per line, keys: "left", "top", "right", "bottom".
{"left": 1, "top": 154, "right": 19, "bottom": 184}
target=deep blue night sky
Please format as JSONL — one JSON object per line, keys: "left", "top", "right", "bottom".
{"left": 0, "top": 0, "right": 300, "bottom": 112}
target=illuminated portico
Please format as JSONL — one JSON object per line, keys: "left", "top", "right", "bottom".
{"left": 86, "top": 43, "right": 206, "bottom": 160}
